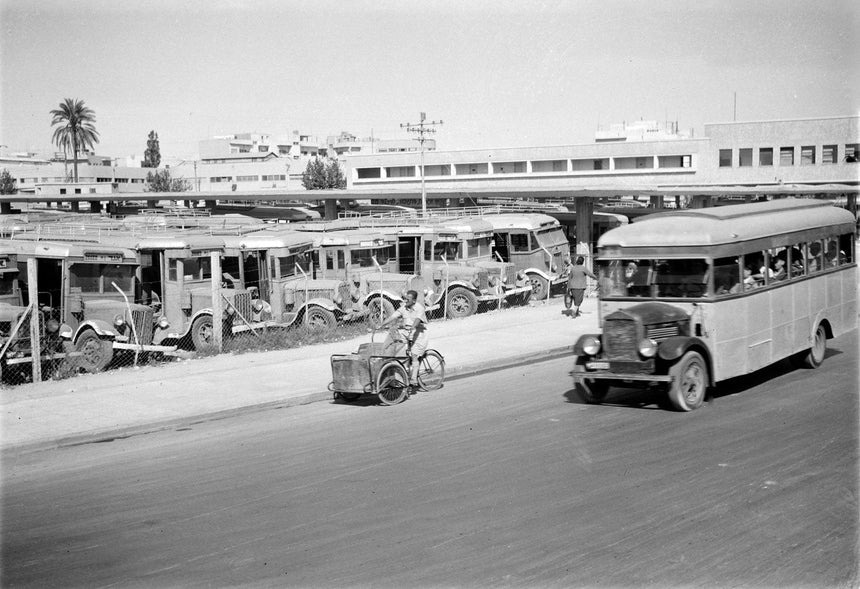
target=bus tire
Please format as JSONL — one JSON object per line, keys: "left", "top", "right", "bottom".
{"left": 365, "top": 297, "right": 395, "bottom": 329}
{"left": 667, "top": 351, "right": 708, "bottom": 411}
{"left": 446, "top": 287, "right": 478, "bottom": 318}
{"left": 527, "top": 273, "right": 549, "bottom": 300}
{"left": 799, "top": 323, "right": 827, "bottom": 369}
{"left": 304, "top": 306, "right": 336, "bottom": 333}
{"left": 75, "top": 330, "right": 113, "bottom": 373}
{"left": 191, "top": 315, "right": 218, "bottom": 354}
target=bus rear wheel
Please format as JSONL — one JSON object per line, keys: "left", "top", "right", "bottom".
{"left": 527, "top": 273, "right": 549, "bottom": 300}
{"left": 667, "top": 351, "right": 707, "bottom": 411}
{"left": 798, "top": 323, "right": 827, "bottom": 369}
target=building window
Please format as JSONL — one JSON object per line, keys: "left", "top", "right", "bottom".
{"left": 532, "top": 160, "right": 566, "bottom": 173}
{"left": 236, "top": 175, "right": 258, "bottom": 182}
{"left": 800, "top": 145, "right": 815, "bottom": 165}
{"left": 845, "top": 144, "right": 858, "bottom": 163}
{"left": 261, "top": 174, "right": 286, "bottom": 181}
{"left": 74, "top": 188, "right": 81, "bottom": 194}
{"left": 759, "top": 148, "right": 773, "bottom": 166}
{"left": 822, "top": 145, "right": 837, "bottom": 164}
{"left": 719, "top": 149, "right": 732, "bottom": 167}
{"left": 258, "top": 146, "right": 268, "bottom": 152}
{"left": 779, "top": 147, "right": 794, "bottom": 166}
{"left": 357, "top": 168, "right": 382, "bottom": 179}
{"left": 89, "top": 188, "right": 96, "bottom": 194}
{"left": 386, "top": 166, "right": 416, "bottom": 178}
{"left": 60, "top": 188, "right": 66, "bottom": 195}
{"left": 210, "top": 176, "right": 232, "bottom": 183}
{"left": 738, "top": 148, "right": 753, "bottom": 167}
{"left": 454, "top": 163, "right": 489, "bottom": 175}
{"left": 494, "top": 161, "right": 526, "bottom": 174}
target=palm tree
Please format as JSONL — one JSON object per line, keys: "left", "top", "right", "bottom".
{"left": 50, "top": 98, "right": 100, "bottom": 182}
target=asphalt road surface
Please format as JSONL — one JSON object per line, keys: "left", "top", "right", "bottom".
{"left": 2, "top": 332, "right": 857, "bottom": 588}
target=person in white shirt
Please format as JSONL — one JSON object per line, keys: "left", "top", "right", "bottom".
{"left": 379, "top": 290, "right": 428, "bottom": 386}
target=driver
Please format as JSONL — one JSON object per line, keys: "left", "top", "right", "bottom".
{"left": 379, "top": 289, "right": 428, "bottom": 386}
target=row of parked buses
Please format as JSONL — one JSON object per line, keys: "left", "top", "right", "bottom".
{"left": 0, "top": 211, "right": 571, "bottom": 380}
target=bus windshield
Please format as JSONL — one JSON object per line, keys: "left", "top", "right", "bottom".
{"left": 598, "top": 258, "right": 711, "bottom": 299}
{"left": 70, "top": 263, "right": 136, "bottom": 294}
{"left": 350, "top": 245, "right": 394, "bottom": 267}
{"left": 535, "top": 227, "right": 567, "bottom": 248}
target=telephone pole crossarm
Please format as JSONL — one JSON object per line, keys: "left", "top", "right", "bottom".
{"left": 400, "top": 113, "right": 443, "bottom": 216}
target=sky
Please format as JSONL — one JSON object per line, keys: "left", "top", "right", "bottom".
{"left": 1, "top": 0, "right": 858, "bottom": 160}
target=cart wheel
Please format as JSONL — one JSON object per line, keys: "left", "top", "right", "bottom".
{"left": 376, "top": 362, "right": 409, "bottom": 405}
{"left": 417, "top": 350, "right": 445, "bottom": 391}
{"left": 338, "top": 392, "right": 362, "bottom": 402}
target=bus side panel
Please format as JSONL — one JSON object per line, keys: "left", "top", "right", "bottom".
{"left": 745, "top": 292, "right": 773, "bottom": 373}
{"left": 791, "top": 279, "right": 813, "bottom": 356}
{"left": 708, "top": 299, "right": 749, "bottom": 382}
{"left": 770, "top": 286, "right": 795, "bottom": 363}
{"left": 841, "top": 267, "right": 859, "bottom": 335}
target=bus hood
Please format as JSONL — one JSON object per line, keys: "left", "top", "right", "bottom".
{"left": 604, "top": 302, "right": 689, "bottom": 325}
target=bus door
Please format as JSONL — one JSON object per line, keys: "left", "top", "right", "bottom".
{"left": 36, "top": 257, "right": 64, "bottom": 319}
{"left": 242, "top": 250, "right": 268, "bottom": 302}
{"left": 160, "top": 249, "right": 189, "bottom": 330}
{"left": 492, "top": 232, "right": 510, "bottom": 262}
{"left": 397, "top": 236, "right": 419, "bottom": 274}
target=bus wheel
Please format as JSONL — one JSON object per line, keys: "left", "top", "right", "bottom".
{"left": 365, "top": 298, "right": 395, "bottom": 329}
{"left": 75, "top": 331, "right": 113, "bottom": 373}
{"left": 304, "top": 307, "right": 336, "bottom": 333}
{"left": 446, "top": 287, "right": 478, "bottom": 318}
{"left": 667, "top": 351, "right": 708, "bottom": 411}
{"left": 190, "top": 315, "right": 218, "bottom": 354}
{"left": 527, "top": 273, "right": 549, "bottom": 300}
{"left": 800, "top": 324, "right": 827, "bottom": 369}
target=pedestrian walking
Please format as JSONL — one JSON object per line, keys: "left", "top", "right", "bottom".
{"left": 564, "top": 255, "right": 596, "bottom": 317}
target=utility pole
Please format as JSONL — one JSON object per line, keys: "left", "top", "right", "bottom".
{"left": 401, "top": 112, "right": 442, "bottom": 216}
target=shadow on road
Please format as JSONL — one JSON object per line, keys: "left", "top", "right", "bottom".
{"left": 562, "top": 346, "right": 844, "bottom": 411}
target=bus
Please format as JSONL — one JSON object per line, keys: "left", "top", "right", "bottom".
{"left": 573, "top": 199, "right": 857, "bottom": 411}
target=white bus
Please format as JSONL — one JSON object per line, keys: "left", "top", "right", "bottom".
{"left": 573, "top": 199, "right": 857, "bottom": 411}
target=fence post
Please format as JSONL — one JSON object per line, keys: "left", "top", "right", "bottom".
{"left": 27, "top": 258, "right": 42, "bottom": 383}
{"left": 211, "top": 252, "right": 223, "bottom": 353}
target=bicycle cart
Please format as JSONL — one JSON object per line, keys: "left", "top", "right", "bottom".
{"left": 328, "top": 339, "right": 445, "bottom": 406}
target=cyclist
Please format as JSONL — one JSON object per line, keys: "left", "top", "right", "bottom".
{"left": 379, "top": 289, "right": 428, "bottom": 387}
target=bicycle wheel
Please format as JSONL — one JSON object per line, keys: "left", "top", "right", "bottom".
{"left": 376, "top": 362, "right": 409, "bottom": 405}
{"left": 417, "top": 350, "right": 445, "bottom": 391}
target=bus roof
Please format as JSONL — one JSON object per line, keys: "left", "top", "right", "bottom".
{"left": 597, "top": 199, "right": 855, "bottom": 249}
{"left": 477, "top": 213, "right": 561, "bottom": 231}
{"left": 1, "top": 238, "right": 138, "bottom": 261}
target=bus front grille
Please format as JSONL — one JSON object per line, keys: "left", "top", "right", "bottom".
{"left": 604, "top": 319, "right": 638, "bottom": 360}
{"left": 131, "top": 309, "right": 154, "bottom": 344}
{"left": 647, "top": 325, "right": 679, "bottom": 341}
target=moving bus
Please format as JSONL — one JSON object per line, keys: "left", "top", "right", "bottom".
{"left": 573, "top": 199, "right": 857, "bottom": 411}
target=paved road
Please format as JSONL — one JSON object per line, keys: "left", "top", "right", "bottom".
{"left": 2, "top": 332, "right": 857, "bottom": 588}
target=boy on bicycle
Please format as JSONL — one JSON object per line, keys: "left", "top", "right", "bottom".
{"left": 379, "top": 289, "right": 428, "bottom": 387}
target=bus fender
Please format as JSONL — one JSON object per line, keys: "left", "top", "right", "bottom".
{"left": 657, "top": 336, "right": 709, "bottom": 363}
{"left": 301, "top": 298, "right": 340, "bottom": 313}
{"left": 447, "top": 280, "right": 479, "bottom": 293}
{"left": 524, "top": 268, "right": 552, "bottom": 282}
{"left": 74, "top": 320, "right": 118, "bottom": 341}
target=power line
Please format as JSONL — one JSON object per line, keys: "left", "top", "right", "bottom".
{"left": 400, "top": 112, "right": 443, "bottom": 215}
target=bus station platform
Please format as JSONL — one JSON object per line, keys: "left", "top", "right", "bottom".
{"left": 1, "top": 296, "right": 599, "bottom": 454}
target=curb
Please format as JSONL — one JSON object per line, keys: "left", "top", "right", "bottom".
{"left": 3, "top": 346, "right": 574, "bottom": 455}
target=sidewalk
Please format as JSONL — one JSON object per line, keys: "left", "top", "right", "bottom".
{"left": 1, "top": 296, "right": 599, "bottom": 453}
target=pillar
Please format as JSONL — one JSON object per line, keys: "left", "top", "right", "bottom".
{"left": 1, "top": 202, "right": 11, "bottom": 215}
{"left": 70, "top": 201, "right": 80, "bottom": 212}
{"left": 649, "top": 195, "right": 661, "bottom": 208}
{"left": 146, "top": 200, "right": 157, "bottom": 209}
{"left": 89, "top": 200, "right": 103, "bottom": 213}
{"left": 324, "top": 198, "right": 338, "bottom": 220}
{"left": 574, "top": 197, "right": 595, "bottom": 261}
{"left": 205, "top": 200, "right": 217, "bottom": 209}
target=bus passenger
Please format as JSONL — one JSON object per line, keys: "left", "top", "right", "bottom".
{"left": 743, "top": 267, "right": 759, "bottom": 289}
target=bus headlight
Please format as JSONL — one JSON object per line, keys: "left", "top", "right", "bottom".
{"left": 582, "top": 335, "right": 601, "bottom": 356}
{"left": 157, "top": 316, "right": 170, "bottom": 330}
{"left": 224, "top": 305, "right": 235, "bottom": 316}
{"left": 638, "top": 338, "right": 658, "bottom": 358}
{"left": 46, "top": 318, "right": 60, "bottom": 333}
{"left": 113, "top": 314, "right": 126, "bottom": 328}
{"left": 253, "top": 300, "right": 264, "bottom": 313}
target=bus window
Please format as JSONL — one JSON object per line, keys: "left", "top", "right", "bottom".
{"left": 746, "top": 251, "right": 768, "bottom": 286}
{"left": 597, "top": 259, "right": 628, "bottom": 297}
{"left": 510, "top": 233, "right": 530, "bottom": 252}
{"left": 714, "top": 257, "right": 741, "bottom": 295}
{"left": 824, "top": 238, "right": 843, "bottom": 268}
{"left": 838, "top": 233, "right": 854, "bottom": 265}
{"left": 768, "top": 247, "right": 788, "bottom": 282}
{"left": 655, "top": 259, "right": 709, "bottom": 298}
{"left": 808, "top": 241, "right": 823, "bottom": 273}
{"left": 789, "top": 244, "right": 806, "bottom": 278}
{"left": 70, "top": 263, "right": 101, "bottom": 293}
{"left": 433, "top": 241, "right": 461, "bottom": 261}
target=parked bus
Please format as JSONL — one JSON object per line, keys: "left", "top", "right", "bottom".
{"left": 2, "top": 238, "right": 177, "bottom": 373}
{"left": 481, "top": 213, "right": 569, "bottom": 300}
{"left": 573, "top": 199, "right": 857, "bottom": 411}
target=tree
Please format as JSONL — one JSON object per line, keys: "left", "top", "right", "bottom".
{"left": 49, "top": 98, "right": 99, "bottom": 183}
{"left": 302, "top": 157, "right": 346, "bottom": 190}
{"left": 145, "top": 169, "right": 190, "bottom": 192}
{"left": 0, "top": 169, "right": 16, "bottom": 194}
{"left": 143, "top": 130, "right": 161, "bottom": 168}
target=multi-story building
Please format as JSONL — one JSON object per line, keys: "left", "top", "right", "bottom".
{"left": 343, "top": 115, "right": 859, "bottom": 193}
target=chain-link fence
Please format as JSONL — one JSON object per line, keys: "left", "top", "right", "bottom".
{"left": 1, "top": 257, "right": 564, "bottom": 388}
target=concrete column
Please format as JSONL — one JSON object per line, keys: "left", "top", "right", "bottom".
{"left": 146, "top": 200, "right": 157, "bottom": 208}
{"left": 690, "top": 195, "right": 711, "bottom": 209}
{"left": 1, "top": 202, "right": 11, "bottom": 215}
{"left": 324, "top": 198, "right": 338, "bottom": 220}
{"left": 574, "top": 197, "right": 594, "bottom": 261}
{"left": 70, "top": 201, "right": 80, "bottom": 212}
{"left": 649, "top": 195, "right": 661, "bottom": 208}
{"left": 89, "top": 201, "right": 103, "bottom": 213}
{"left": 205, "top": 200, "right": 217, "bottom": 209}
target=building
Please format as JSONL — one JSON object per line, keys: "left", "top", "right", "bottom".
{"left": 344, "top": 115, "right": 859, "bottom": 194}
